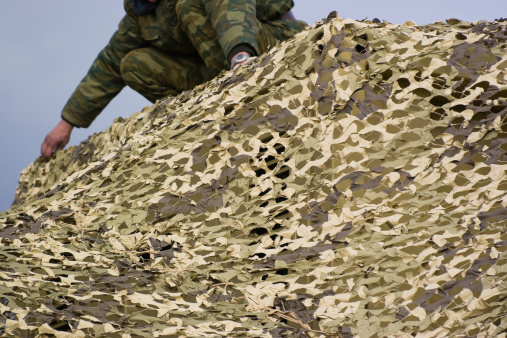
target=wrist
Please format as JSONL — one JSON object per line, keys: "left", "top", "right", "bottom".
{"left": 228, "top": 43, "right": 257, "bottom": 68}
{"left": 59, "top": 119, "right": 75, "bottom": 131}
{"left": 231, "top": 52, "right": 250, "bottom": 69}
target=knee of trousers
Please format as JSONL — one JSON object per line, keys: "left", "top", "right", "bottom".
{"left": 120, "top": 49, "right": 151, "bottom": 94}
{"left": 120, "top": 49, "right": 177, "bottom": 102}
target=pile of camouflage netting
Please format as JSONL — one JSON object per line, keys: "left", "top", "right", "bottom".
{"left": 1, "top": 12, "right": 506, "bottom": 337}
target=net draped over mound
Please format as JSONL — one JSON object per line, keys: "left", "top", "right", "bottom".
{"left": 2, "top": 14, "right": 507, "bottom": 337}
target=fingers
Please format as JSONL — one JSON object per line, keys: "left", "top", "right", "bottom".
{"left": 233, "top": 60, "right": 248, "bottom": 69}
{"left": 41, "top": 133, "right": 68, "bottom": 161}
{"left": 40, "top": 141, "right": 50, "bottom": 160}
{"left": 55, "top": 141, "right": 66, "bottom": 152}
{"left": 41, "top": 136, "right": 51, "bottom": 160}
{"left": 41, "top": 139, "right": 67, "bottom": 160}
{"left": 40, "top": 120, "right": 73, "bottom": 160}
{"left": 41, "top": 136, "right": 59, "bottom": 161}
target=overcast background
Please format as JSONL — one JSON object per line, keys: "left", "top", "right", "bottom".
{"left": 0, "top": 1, "right": 504, "bottom": 212}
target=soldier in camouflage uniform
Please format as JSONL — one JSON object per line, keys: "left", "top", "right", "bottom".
{"left": 41, "top": 0, "right": 306, "bottom": 159}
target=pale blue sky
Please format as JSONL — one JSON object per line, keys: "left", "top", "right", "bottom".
{"left": 0, "top": 1, "right": 504, "bottom": 212}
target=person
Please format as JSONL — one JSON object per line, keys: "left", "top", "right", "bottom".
{"left": 40, "top": 0, "right": 306, "bottom": 159}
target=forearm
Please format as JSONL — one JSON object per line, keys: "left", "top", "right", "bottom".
{"left": 203, "top": 0, "right": 258, "bottom": 60}
{"left": 61, "top": 49, "right": 126, "bottom": 128}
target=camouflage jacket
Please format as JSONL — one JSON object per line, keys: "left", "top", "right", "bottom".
{"left": 61, "top": 0, "right": 298, "bottom": 128}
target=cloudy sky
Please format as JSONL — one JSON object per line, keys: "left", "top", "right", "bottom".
{"left": 0, "top": 0, "right": 504, "bottom": 212}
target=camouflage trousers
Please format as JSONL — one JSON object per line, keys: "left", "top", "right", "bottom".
{"left": 120, "top": 48, "right": 211, "bottom": 102}
{"left": 120, "top": 0, "right": 306, "bottom": 103}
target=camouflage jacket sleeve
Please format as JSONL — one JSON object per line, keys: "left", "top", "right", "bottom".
{"left": 61, "top": 14, "right": 145, "bottom": 128}
{"left": 202, "top": 0, "right": 259, "bottom": 59}
{"left": 203, "top": 0, "right": 296, "bottom": 60}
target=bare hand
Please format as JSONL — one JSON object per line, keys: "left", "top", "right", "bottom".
{"left": 41, "top": 119, "right": 74, "bottom": 160}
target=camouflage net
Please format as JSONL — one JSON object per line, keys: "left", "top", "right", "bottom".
{"left": 2, "top": 13, "right": 507, "bottom": 337}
